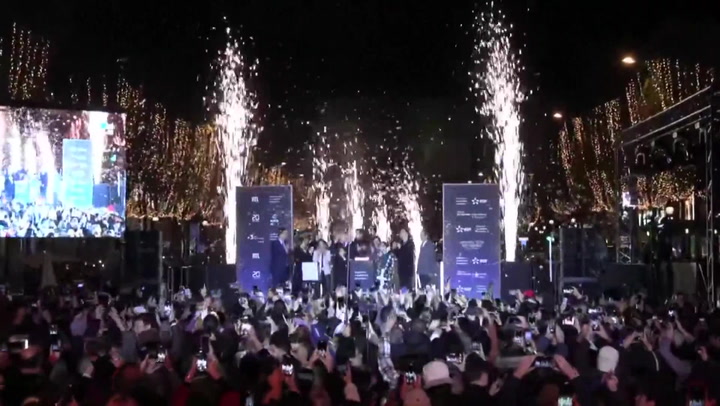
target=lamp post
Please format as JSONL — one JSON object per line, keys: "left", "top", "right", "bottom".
{"left": 546, "top": 234, "right": 555, "bottom": 282}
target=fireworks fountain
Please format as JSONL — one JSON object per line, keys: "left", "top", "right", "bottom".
{"left": 397, "top": 155, "right": 423, "bottom": 287}
{"left": 312, "top": 133, "right": 333, "bottom": 241}
{"left": 472, "top": 6, "right": 525, "bottom": 262}
{"left": 371, "top": 192, "right": 391, "bottom": 243}
{"left": 344, "top": 159, "right": 365, "bottom": 236}
{"left": 209, "top": 29, "right": 260, "bottom": 265}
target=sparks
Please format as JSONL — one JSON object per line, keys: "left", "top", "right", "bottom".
{"left": 473, "top": 6, "right": 525, "bottom": 262}
{"left": 209, "top": 32, "right": 260, "bottom": 265}
{"left": 371, "top": 193, "right": 391, "bottom": 243}
{"left": 312, "top": 133, "right": 333, "bottom": 242}
{"left": 399, "top": 161, "right": 423, "bottom": 287}
{"left": 344, "top": 159, "right": 365, "bottom": 235}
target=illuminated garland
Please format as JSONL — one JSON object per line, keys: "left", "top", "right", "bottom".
{"left": 556, "top": 59, "right": 714, "bottom": 217}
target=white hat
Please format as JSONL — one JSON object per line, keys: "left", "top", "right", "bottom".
{"left": 422, "top": 361, "right": 453, "bottom": 388}
{"left": 597, "top": 346, "right": 619, "bottom": 373}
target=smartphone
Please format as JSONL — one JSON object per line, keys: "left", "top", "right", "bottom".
{"left": 591, "top": 320, "right": 600, "bottom": 331}
{"left": 317, "top": 340, "right": 328, "bottom": 357}
{"left": 50, "top": 324, "right": 61, "bottom": 352}
{"left": 513, "top": 330, "right": 525, "bottom": 346}
{"left": 559, "top": 396, "right": 573, "bottom": 406}
{"left": 562, "top": 316, "right": 575, "bottom": 326}
{"left": 195, "top": 355, "right": 208, "bottom": 372}
{"left": 524, "top": 331, "right": 533, "bottom": 342}
{"left": 533, "top": 356, "right": 553, "bottom": 368}
{"left": 156, "top": 348, "right": 167, "bottom": 364}
{"left": 282, "top": 355, "right": 294, "bottom": 376}
{"left": 446, "top": 353, "right": 463, "bottom": 364}
{"left": 404, "top": 371, "right": 416, "bottom": 384}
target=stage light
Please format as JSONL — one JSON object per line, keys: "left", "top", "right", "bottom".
{"left": 622, "top": 56, "right": 636, "bottom": 65}
{"left": 665, "top": 206, "right": 675, "bottom": 216}
{"left": 202, "top": 220, "right": 209, "bottom": 226}
{"left": 152, "top": 216, "right": 159, "bottom": 222}
{"left": 548, "top": 219, "right": 554, "bottom": 225}
{"left": 570, "top": 217, "right": 576, "bottom": 224}
{"left": 553, "top": 112, "right": 563, "bottom": 119}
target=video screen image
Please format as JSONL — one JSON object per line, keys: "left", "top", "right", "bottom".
{"left": 0, "top": 106, "right": 126, "bottom": 238}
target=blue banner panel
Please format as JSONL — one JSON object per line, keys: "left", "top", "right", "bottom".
{"left": 236, "top": 185, "right": 293, "bottom": 293}
{"left": 62, "top": 139, "right": 94, "bottom": 208}
{"left": 442, "top": 183, "right": 501, "bottom": 299}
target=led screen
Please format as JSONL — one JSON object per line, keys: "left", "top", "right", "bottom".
{"left": 0, "top": 106, "right": 126, "bottom": 238}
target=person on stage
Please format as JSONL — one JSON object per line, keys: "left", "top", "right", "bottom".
{"left": 377, "top": 241, "right": 398, "bottom": 290}
{"left": 395, "top": 228, "right": 415, "bottom": 289}
{"left": 292, "top": 234, "right": 312, "bottom": 294}
{"left": 270, "top": 227, "right": 291, "bottom": 287}
{"left": 332, "top": 244, "right": 348, "bottom": 289}
{"left": 349, "top": 229, "right": 370, "bottom": 259}
{"left": 418, "top": 229, "right": 439, "bottom": 288}
{"left": 313, "top": 239, "right": 332, "bottom": 295}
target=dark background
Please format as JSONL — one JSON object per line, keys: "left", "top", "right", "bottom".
{"left": 2, "top": 0, "right": 718, "bottom": 217}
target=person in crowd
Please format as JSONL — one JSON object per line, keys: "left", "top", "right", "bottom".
{"left": 270, "top": 227, "right": 291, "bottom": 287}
{"left": 417, "top": 229, "right": 439, "bottom": 288}
{"left": 395, "top": 228, "right": 415, "bottom": 289}
{"left": 4, "top": 254, "right": 720, "bottom": 406}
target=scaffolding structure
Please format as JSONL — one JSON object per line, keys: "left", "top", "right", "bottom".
{"left": 615, "top": 83, "right": 720, "bottom": 303}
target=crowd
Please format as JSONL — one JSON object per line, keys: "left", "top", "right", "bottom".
{"left": 2, "top": 275, "right": 720, "bottom": 406}
{"left": 0, "top": 202, "right": 124, "bottom": 238}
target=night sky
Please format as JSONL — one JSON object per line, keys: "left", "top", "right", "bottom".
{"left": 2, "top": 0, "right": 718, "bottom": 193}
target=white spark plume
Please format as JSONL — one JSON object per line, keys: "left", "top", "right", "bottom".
{"left": 312, "top": 134, "right": 333, "bottom": 242}
{"left": 344, "top": 160, "right": 365, "bottom": 234}
{"left": 473, "top": 8, "right": 525, "bottom": 262}
{"left": 399, "top": 164, "right": 423, "bottom": 286}
{"left": 371, "top": 194, "right": 391, "bottom": 243}
{"left": 210, "top": 30, "right": 259, "bottom": 265}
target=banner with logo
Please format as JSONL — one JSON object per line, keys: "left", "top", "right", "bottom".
{"left": 442, "top": 183, "right": 501, "bottom": 299}
{"left": 236, "top": 185, "right": 293, "bottom": 292}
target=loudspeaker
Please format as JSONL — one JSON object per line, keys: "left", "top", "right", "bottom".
{"left": 500, "top": 262, "right": 532, "bottom": 303}
{"left": 124, "top": 230, "right": 162, "bottom": 286}
{"left": 559, "top": 227, "right": 608, "bottom": 279}
{"left": 206, "top": 264, "right": 236, "bottom": 291}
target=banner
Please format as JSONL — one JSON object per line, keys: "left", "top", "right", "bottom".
{"left": 442, "top": 183, "right": 501, "bottom": 299}
{"left": 236, "top": 185, "right": 293, "bottom": 292}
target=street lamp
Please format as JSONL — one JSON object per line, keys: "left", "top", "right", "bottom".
{"left": 622, "top": 56, "right": 636, "bottom": 65}
{"left": 546, "top": 234, "right": 555, "bottom": 282}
